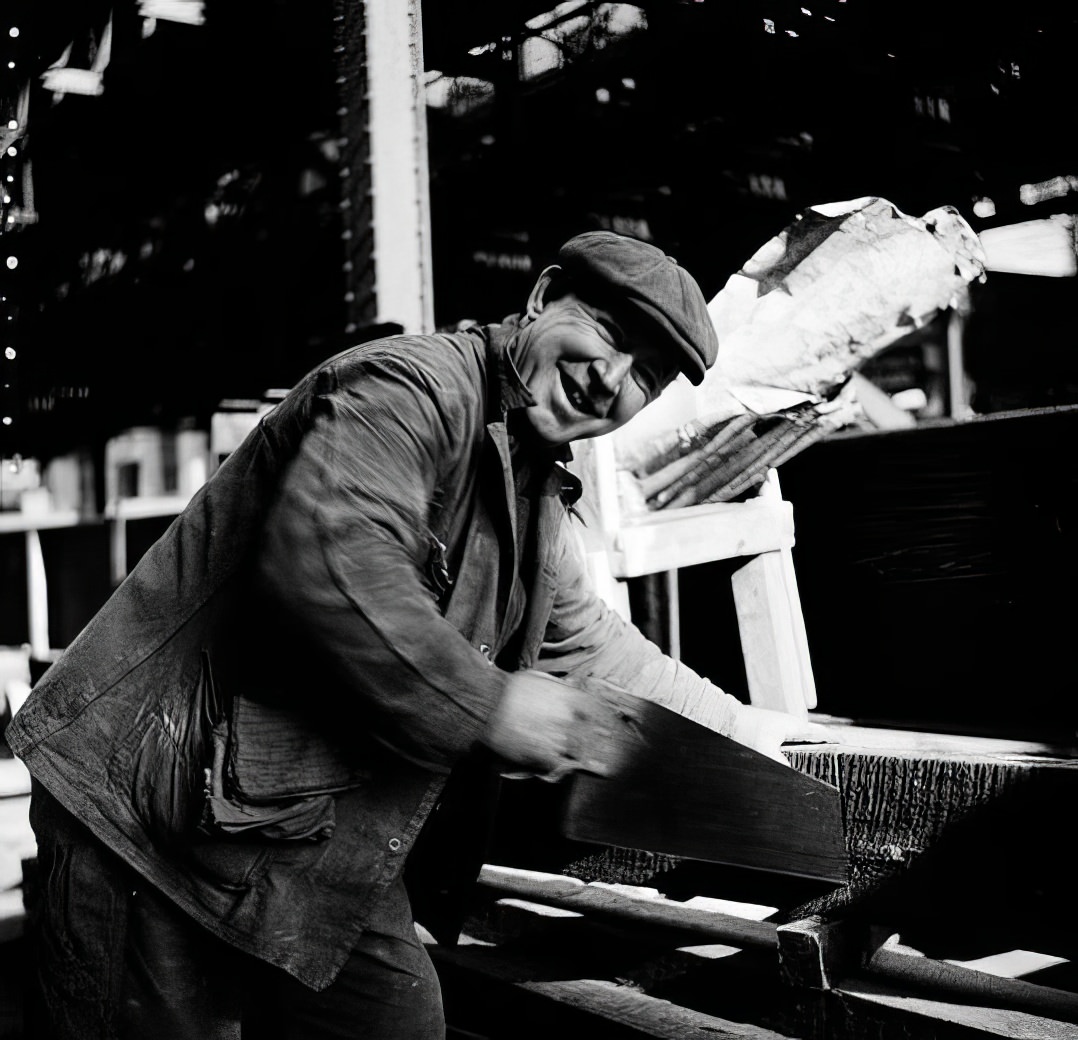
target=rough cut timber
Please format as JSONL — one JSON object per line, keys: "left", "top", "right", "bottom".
{"left": 490, "top": 724, "right": 1078, "bottom": 960}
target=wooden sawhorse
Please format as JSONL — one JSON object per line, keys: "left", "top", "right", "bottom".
{"left": 570, "top": 435, "right": 816, "bottom": 718}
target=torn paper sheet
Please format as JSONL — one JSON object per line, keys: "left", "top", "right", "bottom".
{"left": 608, "top": 197, "right": 987, "bottom": 511}
{"left": 701, "top": 196, "right": 986, "bottom": 417}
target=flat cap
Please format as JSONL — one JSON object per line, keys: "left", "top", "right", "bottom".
{"left": 557, "top": 230, "right": 718, "bottom": 385}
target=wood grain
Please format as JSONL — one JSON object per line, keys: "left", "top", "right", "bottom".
{"left": 544, "top": 723, "right": 1078, "bottom": 953}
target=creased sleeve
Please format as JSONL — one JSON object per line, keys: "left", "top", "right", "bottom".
{"left": 536, "top": 507, "right": 743, "bottom": 735}
{"left": 256, "top": 349, "right": 508, "bottom": 774}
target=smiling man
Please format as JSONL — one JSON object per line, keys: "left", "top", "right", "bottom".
{"left": 9, "top": 230, "right": 825, "bottom": 1040}
{"left": 508, "top": 231, "right": 703, "bottom": 443}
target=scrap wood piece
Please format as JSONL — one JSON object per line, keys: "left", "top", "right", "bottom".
{"left": 635, "top": 413, "right": 755, "bottom": 483}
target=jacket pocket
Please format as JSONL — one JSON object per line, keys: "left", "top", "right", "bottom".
{"left": 226, "top": 690, "right": 371, "bottom": 803}
{"left": 201, "top": 650, "right": 367, "bottom": 841}
{"left": 202, "top": 715, "right": 337, "bottom": 842}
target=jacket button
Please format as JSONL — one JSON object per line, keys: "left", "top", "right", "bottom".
{"left": 479, "top": 644, "right": 492, "bottom": 663}
{"left": 388, "top": 838, "right": 402, "bottom": 852}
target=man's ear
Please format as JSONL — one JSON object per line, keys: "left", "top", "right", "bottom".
{"left": 525, "top": 265, "right": 561, "bottom": 321}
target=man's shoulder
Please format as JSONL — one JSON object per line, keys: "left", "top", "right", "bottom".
{"left": 326, "top": 327, "right": 494, "bottom": 392}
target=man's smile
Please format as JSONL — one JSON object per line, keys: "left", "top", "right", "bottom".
{"left": 558, "top": 366, "right": 597, "bottom": 417}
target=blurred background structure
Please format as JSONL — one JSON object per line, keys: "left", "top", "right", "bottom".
{"left": 1, "top": 0, "right": 1076, "bottom": 737}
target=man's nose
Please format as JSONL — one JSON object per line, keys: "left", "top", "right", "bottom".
{"left": 591, "top": 352, "right": 633, "bottom": 396}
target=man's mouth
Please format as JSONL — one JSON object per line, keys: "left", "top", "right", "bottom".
{"left": 560, "top": 369, "right": 594, "bottom": 416}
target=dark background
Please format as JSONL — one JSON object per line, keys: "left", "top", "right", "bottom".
{"left": 1, "top": 0, "right": 1076, "bottom": 738}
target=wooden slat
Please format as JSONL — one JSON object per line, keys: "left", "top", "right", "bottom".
{"left": 607, "top": 497, "right": 795, "bottom": 578}
{"left": 731, "top": 551, "right": 811, "bottom": 716}
{"left": 867, "top": 943, "right": 1078, "bottom": 1025}
{"left": 831, "top": 978, "right": 1078, "bottom": 1040}
{"left": 476, "top": 865, "right": 777, "bottom": 950}
{"left": 430, "top": 943, "right": 793, "bottom": 1039}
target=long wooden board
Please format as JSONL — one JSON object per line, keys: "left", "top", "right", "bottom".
{"left": 542, "top": 722, "right": 1078, "bottom": 961}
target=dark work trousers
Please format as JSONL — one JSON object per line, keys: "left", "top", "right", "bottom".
{"left": 25, "top": 785, "right": 445, "bottom": 1040}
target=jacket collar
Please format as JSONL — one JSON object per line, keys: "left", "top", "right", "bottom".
{"left": 484, "top": 319, "right": 572, "bottom": 467}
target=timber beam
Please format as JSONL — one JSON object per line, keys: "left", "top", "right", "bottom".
{"left": 436, "top": 866, "right": 1078, "bottom": 1038}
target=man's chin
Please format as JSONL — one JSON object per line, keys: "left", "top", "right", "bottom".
{"left": 519, "top": 406, "right": 622, "bottom": 447}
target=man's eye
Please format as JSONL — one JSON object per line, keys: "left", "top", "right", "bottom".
{"left": 599, "top": 319, "right": 624, "bottom": 349}
{"left": 633, "top": 364, "right": 658, "bottom": 397}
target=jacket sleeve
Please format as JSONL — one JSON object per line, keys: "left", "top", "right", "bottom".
{"left": 535, "top": 506, "right": 743, "bottom": 735}
{"left": 255, "top": 349, "right": 507, "bottom": 774}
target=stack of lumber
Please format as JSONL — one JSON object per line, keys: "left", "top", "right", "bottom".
{"left": 455, "top": 723, "right": 1078, "bottom": 1037}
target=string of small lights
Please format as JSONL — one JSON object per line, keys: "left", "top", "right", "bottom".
{"left": 1, "top": 18, "right": 26, "bottom": 465}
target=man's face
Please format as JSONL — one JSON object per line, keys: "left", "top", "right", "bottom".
{"left": 512, "top": 289, "right": 679, "bottom": 446}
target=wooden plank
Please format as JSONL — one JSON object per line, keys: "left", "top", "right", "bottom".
{"left": 476, "top": 865, "right": 778, "bottom": 950}
{"left": 24, "top": 530, "right": 50, "bottom": 660}
{"left": 520, "top": 722, "right": 1078, "bottom": 959}
{"left": 0, "top": 510, "right": 82, "bottom": 534}
{"left": 607, "top": 497, "right": 795, "bottom": 578}
{"left": 831, "top": 978, "right": 1078, "bottom": 1040}
{"left": 729, "top": 469, "right": 815, "bottom": 713}
{"left": 446, "top": 866, "right": 1078, "bottom": 1039}
{"left": 472, "top": 868, "right": 1078, "bottom": 1027}
{"left": 775, "top": 539, "right": 816, "bottom": 710}
{"left": 782, "top": 726, "right": 1078, "bottom": 928}
{"left": 866, "top": 943, "right": 1078, "bottom": 1025}
{"left": 562, "top": 698, "right": 846, "bottom": 883}
{"left": 731, "top": 550, "right": 810, "bottom": 717}
{"left": 430, "top": 943, "right": 793, "bottom": 1039}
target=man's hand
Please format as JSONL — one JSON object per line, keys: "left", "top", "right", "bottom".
{"left": 728, "top": 702, "right": 835, "bottom": 764}
{"left": 482, "top": 670, "right": 625, "bottom": 782}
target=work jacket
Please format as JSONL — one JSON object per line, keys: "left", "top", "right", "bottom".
{"left": 6, "top": 323, "right": 739, "bottom": 990}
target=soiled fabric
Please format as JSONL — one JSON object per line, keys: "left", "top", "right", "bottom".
{"left": 28, "top": 784, "right": 443, "bottom": 1040}
{"left": 8, "top": 323, "right": 741, "bottom": 994}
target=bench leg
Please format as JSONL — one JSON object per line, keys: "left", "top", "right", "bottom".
{"left": 731, "top": 544, "right": 816, "bottom": 716}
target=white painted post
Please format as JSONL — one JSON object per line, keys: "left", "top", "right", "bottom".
{"left": 365, "top": 0, "right": 434, "bottom": 334}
